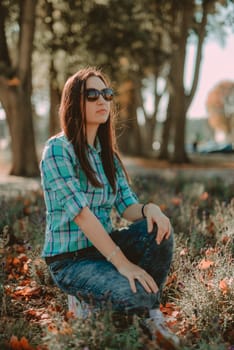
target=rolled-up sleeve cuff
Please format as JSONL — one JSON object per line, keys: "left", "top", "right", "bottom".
{"left": 115, "top": 194, "right": 138, "bottom": 216}
{"left": 54, "top": 180, "right": 88, "bottom": 221}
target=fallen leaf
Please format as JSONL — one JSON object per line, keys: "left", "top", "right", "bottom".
{"left": 171, "top": 197, "right": 182, "bottom": 206}
{"left": 165, "top": 273, "right": 177, "bottom": 286}
{"left": 198, "top": 259, "right": 214, "bottom": 270}
{"left": 199, "top": 192, "right": 209, "bottom": 201}
{"left": 219, "top": 279, "right": 229, "bottom": 294}
{"left": 9, "top": 335, "right": 21, "bottom": 350}
{"left": 47, "top": 323, "right": 59, "bottom": 334}
{"left": 9, "top": 335, "right": 35, "bottom": 350}
{"left": 14, "top": 286, "right": 41, "bottom": 297}
{"left": 19, "top": 336, "right": 34, "bottom": 350}
{"left": 180, "top": 248, "right": 188, "bottom": 256}
{"left": 12, "top": 257, "right": 21, "bottom": 266}
{"left": 207, "top": 221, "right": 215, "bottom": 235}
{"left": 221, "top": 235, "right": 229, "bottom": 244}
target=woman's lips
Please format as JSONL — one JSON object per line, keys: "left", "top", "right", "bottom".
{"left": 97, "top": 109, "right": 107, "bottom": 113}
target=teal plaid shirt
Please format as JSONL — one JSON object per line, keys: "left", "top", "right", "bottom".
{"left": 40, "top": 133, "right": 138, "bottom": 257}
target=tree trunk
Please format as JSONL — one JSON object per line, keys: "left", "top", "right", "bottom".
{"left": 144, "top": 117, "right": 156, "bottom": 154}
{"left": 170, "top": 1, "right": 208, "bottom": 163}
{"left": 158, "top": 97, "right": 173, "bottom": 160}
{"left": 49, "top": 60, "right": 61, "bottom": 136}
{"left": 1, "top": 79, "right": 39, "bottom": 176}
{"left": 142, "top": 76, "right": 163, "bottom": 156}
{"left": 170, "top": 6, "right": 190, "bottom": 163}
{"left": 171, "top": 88, "right": 188, "bottom": 163}
{"left": 0, "top": 0, "right": 39, "bottom": 176}
{"left": 170, "top": 47, "right": 188, "bottom": 163}
{"left": 117, "top": 80, "right": 142, "bottom": 156}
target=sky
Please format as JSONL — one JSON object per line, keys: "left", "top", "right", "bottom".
{"left": 141, "top": 32, "right": 234, "bottom": 123}
{"left": 187, "top": 33, "right": 234, "bottom": 119}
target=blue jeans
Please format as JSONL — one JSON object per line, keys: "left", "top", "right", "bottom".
{"left": 48, "top": 219, "right": 174, "bottom": 316}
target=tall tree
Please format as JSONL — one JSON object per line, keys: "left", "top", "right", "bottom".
{"left": 75, "top": 0, "right": 171, "bottom": 155}
{"left": 35, "top": 0, "right": 173, "bottom": 156}
{"left": 33, "top": 0, "right": 232, "bottom": 161}
{"left": 159, "top": 0, "right": 231, "bottom": 162}
{"left": 0, "top": 0, "right": 38, "bottom": 176}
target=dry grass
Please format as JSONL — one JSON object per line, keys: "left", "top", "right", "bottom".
{"left": 0, "top": 173, "right": 233, "bottom": 349}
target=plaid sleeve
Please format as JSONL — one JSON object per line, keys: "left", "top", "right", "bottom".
{"left": 40, "top": 137, "right": 88, "bottom": 221}
{"left": 114, "top": 156, "right": 138, "bottom": 216}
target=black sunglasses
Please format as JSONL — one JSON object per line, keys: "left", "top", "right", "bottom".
{"left": 85, "top": 88, "right": 114, "bottom": 102}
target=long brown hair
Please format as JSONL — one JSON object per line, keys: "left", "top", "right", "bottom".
{"left": 59, "top": 67, "right": 127, "bottom": 193}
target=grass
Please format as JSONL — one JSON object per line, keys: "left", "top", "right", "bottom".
{"left": 0, "top": 173, "right": 233, "bottom": 349}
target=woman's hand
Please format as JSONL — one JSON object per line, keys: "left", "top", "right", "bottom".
{"left": 116, "top": 260, "right": 158, "bottom": 294}
{"left": 144, "top": 203, "right": 171, "bottom": 245}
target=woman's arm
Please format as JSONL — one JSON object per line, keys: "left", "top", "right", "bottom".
{"left": 74, "top": 207, "right": 158, "bottom": 294}
{"left": 123, "top": 203, "right": 171, "bottom": 245}
{"left": 74, "top": 206, "right": 128, "bottom": 268}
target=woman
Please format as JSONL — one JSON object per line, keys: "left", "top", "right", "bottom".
{"left": 40, "top": 67, "right": 176, "bottom": 341}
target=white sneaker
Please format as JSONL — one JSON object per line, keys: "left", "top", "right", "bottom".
{"left": 144, "top": 309, "right": 180, "bottom": 349}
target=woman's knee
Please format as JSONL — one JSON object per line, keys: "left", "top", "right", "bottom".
{"left": 131, "top": 219, "right": 157, "bottom": 242}
{"left": 161, "top": 226, "right": 174, "bottom": 251}
{"left": 112, "top": 282, "right": 158, "bottom": 313}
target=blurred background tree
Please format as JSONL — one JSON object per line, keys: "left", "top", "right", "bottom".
{"left": 206, "top": 80, "right": 234, "bottom": 143}
{"left": 0, "top": 0, "right": 233, "bottom": 176}
{"left": 0, "top": 0, "right": 38, "bottom": 176}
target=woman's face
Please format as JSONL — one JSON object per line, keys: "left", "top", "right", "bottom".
{"left": 85, "top": 76, "right": 111, "bottom": 129}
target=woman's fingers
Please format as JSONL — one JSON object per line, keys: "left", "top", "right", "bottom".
{"left": 156, "top": 219, "right": 171, "bottom": 244}
{"left": 119, "top": 262, "right": 158, "bottom": 294}
{"left": 135, "top": 275, "right": 153, "bottom": 294}
{"left": 134, "top": 272, "right": 158, "bottom": 294}
{"left": 165, "top": 226, "right": 171, "bottom": 239}
{"left": 129, "top": 277, "right": 137, "bottom": 293}
{"left": 146, "top": 216, "right": 153, "bottom": 233}
{"left": 144, "top": 203, "right": 172, "bottom": 245}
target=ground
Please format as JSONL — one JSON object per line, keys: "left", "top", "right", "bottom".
{"left": 0, "top": 153, "right": 233, "bottom": 350}
{"left": 0, "top": 152, "right": 234, "bottom": 185}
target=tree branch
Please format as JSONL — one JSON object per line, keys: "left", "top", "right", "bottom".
{"left": 0, "top": 1, "right": 11, "bottom": 73}
{"left": 18, "top": 0, "right": 37, "bottom": 82}
{"left": 186, "top": 1, "right": 209, "bottom": 109}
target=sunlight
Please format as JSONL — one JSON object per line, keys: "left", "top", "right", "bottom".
{"left": 188, "top": 34, "right": 234, "bottom": 119}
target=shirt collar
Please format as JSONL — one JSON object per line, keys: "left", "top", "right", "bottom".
{"left": 88, "top": 137, "right": 101, "bottom": 154}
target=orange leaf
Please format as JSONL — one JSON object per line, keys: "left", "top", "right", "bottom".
{"left": 65, "top": 310, "right": 76, "bottom": 320}
{"left": 14, "top": 286, "right": 41, "bottom": 297}
{"left": 207, "top": 221, "right": 215, "bottom": 235}
{"left": 9, "top": 335, "right": 21, "bottom": 350}
{"left": 19, "top": 336, "right": 34, "bottom": 350}
{"left": 222, "top": 235, "right": 229, "bottom": 244}
{"left": 12, "top": 257, "right": 21, "bottom": 266}
{"left": 165, "top": 273, "right": 177, "bottom": 286}
{"left": 219, "top": 279, "right": 229, "bottom": 294}
{"left": 199, "top": 192, "right": 209, "bottom": 201}
{"left": 47, "top": 323, "right": 59, "bottom": 334}
{"left": 23, "top": 262, "right": 29, "bottom": 274}
{"left": 160, "top": 302, "right": 178, "bottom": 316}
{"left": 16, "top": 245, "right": 26, "bottom": 253}
{"left": 198, "top": 259, "right": 214, "bottom": 270}
{"left": 171, "top": 197, "right": 182, "bottom": 206}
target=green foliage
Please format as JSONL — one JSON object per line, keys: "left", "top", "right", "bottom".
{"left": 43, "top": 312, "right": 148, "bottom": 350}
{"left": 0, "top": 196, "right": 24, "bottom": 232}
